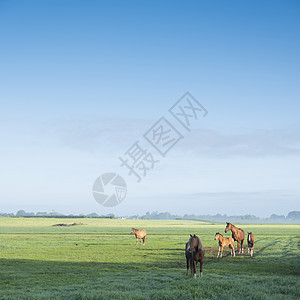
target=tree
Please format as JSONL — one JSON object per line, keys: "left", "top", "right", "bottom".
{"left": 270, "top": 214, "right": 285, "bottom": 220}
{"left": 286, "top": 211, "right": 300, "bottom": 220}
{"left": 87, "top": 213, "right": 99, "bottom": 218}
{"left": 36, "top": 212, "right": 48, "bottom": 216}
{"left": 24, "top": 212, "right": 35, "bottom": 217}
{"left": 16, "top": 210, "right": 26, "bottom": 217}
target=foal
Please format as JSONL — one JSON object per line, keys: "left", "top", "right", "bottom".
{"left": 130, "top": 228, "right": 147, "bottom": 245}
{"left": 247, "top": 232, "right": 255, "bottom": 257}
{"left": 215, "top": 232, "right": 235, "bottom": 258}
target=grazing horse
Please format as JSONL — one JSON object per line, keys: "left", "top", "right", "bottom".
{"left": 225, "top": 222, "right": 245, "bottom": 254}
{"left": 247, "top": 232, "right": 255, "bottom": 257}
{"left": 185, "top": 234, "right": 205, "bottom": 278}
{"left": 130, "top": 228, "right": 147, "bottom": 245}
{"left": 215, "top": 232, "right": 235, "bottom": 258}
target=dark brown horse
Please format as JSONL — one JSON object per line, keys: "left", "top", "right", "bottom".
{"left": 185, "top": 234, "right": 205, "bottom": 278}
{"left": 130, "top": 228, "right": 147, "bottom": 245}
{"left": 247, "top": 232, "right": 255, "bottom": 257}
{"left": 225, "top": 222, "right": 245, "bottom": 253}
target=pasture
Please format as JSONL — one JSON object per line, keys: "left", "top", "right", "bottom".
{"left": 0, "top": 218, "right": 299, "bottom": 299}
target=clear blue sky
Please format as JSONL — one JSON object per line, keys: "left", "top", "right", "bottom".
{"left": 0, "top": 1, "right": 299, "bottom": 217}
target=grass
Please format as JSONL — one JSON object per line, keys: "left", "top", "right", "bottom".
{"left": 0, "top": 218, "right": 299, "bottom": 299}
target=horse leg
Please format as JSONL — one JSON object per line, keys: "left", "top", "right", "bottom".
{"left": 251, "top": 247, "right": 253, "bottom": 257}
{"left": 220, "top": 246, "right": 223, "bottom": 258}
{"left": 217, "top": 246, "right": 220, "bottom": 258}
{"left": 233, "top": 244, "right": 235, "bottom": 257}
{"left": 199, "top": 256, "right": 203, "bottom": 277}
{"left": 193, "top": 261, "right": 197, "bottom": 278}
{"left": 248, "top": 246, "right": 250, "bottom": 255}
{"left": 241, "top": 240, "right": 244, "bottom": 253}
{"left": 186, "top": 257, "right": 189, "bottom": 276}
{"left": 143, "top": 236, "right": 146, "bottom": 245}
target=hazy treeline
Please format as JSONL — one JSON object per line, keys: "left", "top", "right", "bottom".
{"left": 141, "top": 211, "right": 300, "bottom": 223}
{"left": 0, "top": 210, "right": 115, "bottom": 219}
{"left": 0, "top": 210, "right": 299, "bottom": 223}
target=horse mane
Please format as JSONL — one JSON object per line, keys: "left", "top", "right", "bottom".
{"left": 194, "top": 235, "right": 204, "bottom": 251}
{"left": 198, "top": 236, "right": 204, "bottom": 251}
{"left": 229, "top": 223, "right": 244, "bottom": 231}
{"left": 227, "top": 223, "right": 243, "bottom": 231}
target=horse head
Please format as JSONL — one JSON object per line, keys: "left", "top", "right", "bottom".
{"left": 189, "top": 234, "right": 200, "bottom": 251}
{"left": 186, "top": 235, "right": 194, "bottom": 254}
{"left": 130, "top": 228, "right": 135, "bottom": 235}
{"left": 215, "top": 232, "right": 220, "bottom": 240}
{"left": 225, "top": 222, "right": 231, "bottom": 233}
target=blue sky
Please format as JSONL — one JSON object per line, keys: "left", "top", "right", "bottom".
{"left": 0, "top": 1, "right": 299, "bottom": 217}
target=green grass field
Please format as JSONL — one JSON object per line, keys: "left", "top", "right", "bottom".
{"left": 0, "top": 218, "right": 299, "bottom": 299}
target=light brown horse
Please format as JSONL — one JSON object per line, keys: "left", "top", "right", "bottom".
{"left": 225, "top": 222, "right": 245, "bottom": 253}
{"left": 130, "top": 228, "right": 147, "bottom": 245}
{"left": 247, "top": 232, "right": 255, "bottom": 257}
{"left": 215, "top": 232, "right": 235, "bottom": 258}
{"left": 185, "top": 234, "right": 205, "bottom": 278}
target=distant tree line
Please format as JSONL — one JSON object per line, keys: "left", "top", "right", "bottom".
{"left": 269, "top": 211, "right": 300, "bottom": 220}
{"left": 0, "top": 210, "right": 299, "bottom": 222}
{"left": 140, "top": 211, "right": 300, "bottom": 222}
{"left": 0, "top": 210, "right": 115, "bottom": 219}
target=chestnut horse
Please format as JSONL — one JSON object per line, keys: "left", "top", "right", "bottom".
{"left": 225, "top": 222, "right": 245, "bottom": 253}
{"left": 215, "top": 232, "right": 235, "bottom": 258}
{"left": 130, "top": 228, "right": 147, "bottom": 245}
{"left": 185, "top": 234, "right": 205, "bottom": 278}
{"left": 247, "top": 232, "right": 255, "bottom": 257}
